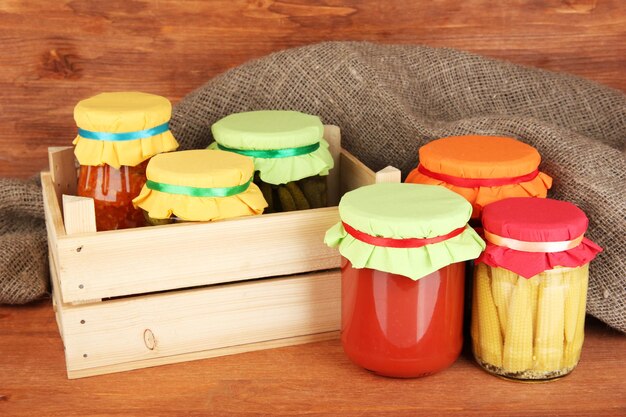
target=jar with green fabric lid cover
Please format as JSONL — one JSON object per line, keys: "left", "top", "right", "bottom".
{"left": 73, "top": 92, "right": 179, "bottom": 231}
{"left": 210, "top": 110, "right": 334, "bottom": 212}
{"left": 324, "top": 183, "right": 485, "bottom": 378}
{"left": 132, "top": 149, "right": 268, "bottom": 224}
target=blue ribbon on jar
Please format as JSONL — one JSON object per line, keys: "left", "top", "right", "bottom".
{"left": 77, "top": 121, "right": 170, "bottom": 142}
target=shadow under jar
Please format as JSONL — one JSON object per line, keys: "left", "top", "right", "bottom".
{"left": 325, "top": 183, "right": 485, "bottom": 378}
{"left": 210, "top": 110, "right": 334, "bottom": 212}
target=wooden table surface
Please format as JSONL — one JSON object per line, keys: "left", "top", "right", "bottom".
{"left": 0, "top": 300, "right": 624, "bottom": 417}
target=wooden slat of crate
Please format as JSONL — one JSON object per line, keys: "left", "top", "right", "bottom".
{"left": 68, "top": 330, "right": 340, "bottom": 380}
{"left": 52, "top": 204, "right": 341, "bottom": 303}
{"left": 51, "top": 260, "right": 340, "bottom": 378}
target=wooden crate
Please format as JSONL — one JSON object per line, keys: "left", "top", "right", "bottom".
{"left": 42, "top": 125, "right": 401, "bottom": 378}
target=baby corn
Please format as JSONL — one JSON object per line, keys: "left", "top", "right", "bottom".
{"left": 491, "top": 267, "right": 517, "bottom": 337}
{"left": 534, "top": 271, "right": 565, "bottom": 372}
{"left": 502, "top": 276, "right": 533, "bottom": 372}
{"left": 472, "top": 264, "right": 588, "bottom": 380}
{"left": 474, "top": 264, "right": 503, "bottom": 368}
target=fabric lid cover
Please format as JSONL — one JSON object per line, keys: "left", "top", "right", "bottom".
{"left": 477, "top": 197, "right": 602, "bottom": 278}
{"left": 324, "top": 183, "right": 485, "bottom": 280}
{"left": 405, "top": 135, "right": 552, "bottom": 218}
{"left": 73, "top": 92, "right": 179, "bottom": 168}
{"left": 132, "top": 150, "right": 267, "bottom": 221}
{"left": 210, "top": 110, "right": 334, "bottom": 185}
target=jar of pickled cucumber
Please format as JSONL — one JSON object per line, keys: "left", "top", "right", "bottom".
{"left": 210, "top": 110, "right": 334, "bottom": 212}
{"left": 472, "top": 198, "right": 602, "bottom": 381}
{"left": 73, "top": 92, "right": 179, "bottom": 231}
{"left": 405, "top": 135, "right": 552, "bottom": 223}
{"left": 132, "top": 149, "right": 267, "bottom": 224}
{"left": 325, "top": 183, "right": 485, "bottom": 378}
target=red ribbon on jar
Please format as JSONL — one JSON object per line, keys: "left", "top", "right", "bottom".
{"left": 416, "top": 164, "right": 540, "bottom": 188}
{"left": 342, "top": 221, "right": 466, "bottom": 249}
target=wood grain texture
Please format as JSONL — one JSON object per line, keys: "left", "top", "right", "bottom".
{"left": 55, "top": 270, "right": 341, "bottom": 377}
{"left": 62, "top": 195, "right": 96, "bottom": 235}
{"left": 0, "top": 301, "right": 624, "bottom": 416}
{"left": 1, "top": 0, "right": 625, "bottom": 177}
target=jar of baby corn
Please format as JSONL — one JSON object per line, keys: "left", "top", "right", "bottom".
{"left": 472, "top": 198, "right": 602, "bottom": 380}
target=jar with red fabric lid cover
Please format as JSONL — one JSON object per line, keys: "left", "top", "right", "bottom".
{"left": 472, "top": 197, "right": 602, "bottom": 380}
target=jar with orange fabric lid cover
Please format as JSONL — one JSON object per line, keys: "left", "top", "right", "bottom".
{"left": 73, "top": 92, "right": 179, "bottom": 231}
{"left": 405, "top": 135, "right": 553, "bottom": 221}
{"left": 472, "top": 198, "right": 602, "bottom": 381}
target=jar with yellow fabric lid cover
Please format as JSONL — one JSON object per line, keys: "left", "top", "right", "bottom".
{"left": 405, "top": 135, "right": 553, "bottom": 222}
{"left": 472, "top": 198, "right": 602, "bottom": 380}
{"left": 132, "top": 149, "right": 268, "bottom": 224}
{"left": 73, "top": 92, "right": 179, "bottom": 231}
{"left": 209, "top": 110, "right": 334, "bottom": 213}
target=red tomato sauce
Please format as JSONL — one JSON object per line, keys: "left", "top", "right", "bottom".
{"left": 341, "top": 257, "right": 465, "bottom": 378}
{"left": 77, "top": 160, "right": 148, "bottom": 231}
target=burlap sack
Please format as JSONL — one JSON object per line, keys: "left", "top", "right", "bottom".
{"left": 170, "top": 42, "right": 625, "bottom": 332}
{"left": 1, "top": 41, "right": 624, "bottom": 333}
{"left": 0, "top": 177, "right": 48, "bottom": 303}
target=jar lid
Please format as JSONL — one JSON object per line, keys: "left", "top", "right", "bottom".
{"left": 210, "top": 110, "right": 334, "bottom": 185}
{"left": 132, "top": 150, "right": 267, "bottom": 221}
{"left": 73, "top": 92, "right": 179, "bottom": 168}
{"left": 419, "top": 135, "right": 541, "bottom": 178}
{"left": 324, "top": 183, "right": 485, "bottom": 280}
{"left": 405, "top": 135, "right": 552, "bottom": 218}
{"left": 477, "top": 198, "right": 602, "bottom": 278}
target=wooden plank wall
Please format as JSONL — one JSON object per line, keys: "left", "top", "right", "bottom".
{"left": 1, "top": 0, "right": 624, "bottom": 178}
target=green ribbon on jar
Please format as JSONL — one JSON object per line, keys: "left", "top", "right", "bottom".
{"left": 146, "top": 178, "right": 252, "bottom": 197}
{"left": 216, "top": 142, "right": 320, "bottom": 159}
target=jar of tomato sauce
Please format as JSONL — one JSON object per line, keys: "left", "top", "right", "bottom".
{"left": 73, "top": 92, "right": 179, "bottom": 231}
{"left": 210, "top": 110, "right": 334, "bottom": 212}
{"left": 473, "top": 198, "right": 602, "bottom": 381}
{"left": 325, "top": 183, "right": 485, "bottom": 377}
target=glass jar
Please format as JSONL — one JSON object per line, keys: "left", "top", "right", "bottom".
{"left": 132, "top": 150, "right": 267, "bottom": 223}
{"left": 342, "top": 258, "right": 465, "bottom": 378}
{"left": 472, "top": 263, "right": 591, "bottom": 380}
{"left": 77, "top": 160, "right": 148, "bottom": 231}
{"left": 325, "top": 183, "right": 485, "bottom": 378}
{"left": 210, "top": 110, "right": 334, "bottom": 212}
{"left": 473, "top": 198, "right": 602, "bottom": 381}
{"left": 255, "top": 173, "right": 327, "bottom": 213}
{"left": 405, "top": 135, "right": 552, "bottom": 221}
{"left": 73, "top": 92, "right": 179, "bottom": 231}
